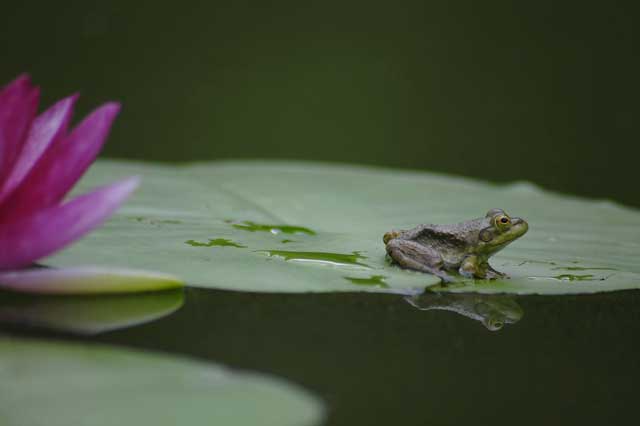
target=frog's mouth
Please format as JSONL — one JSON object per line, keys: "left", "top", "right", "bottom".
{"left": 510, "top": 217, "right": 529, "bottom": 237}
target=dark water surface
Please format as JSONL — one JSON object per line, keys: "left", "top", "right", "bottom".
{"left": 4, "top": 288, "right": 639, "bottom": 426}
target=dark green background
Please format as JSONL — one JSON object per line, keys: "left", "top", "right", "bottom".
{"left": 2, "top": 1, "right": 638, "bottom": 206}
{"left": 3, "top": 4, "right": 640, "bottom": 425}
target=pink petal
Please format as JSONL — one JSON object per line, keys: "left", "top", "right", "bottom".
{"left": 0, "top": 75, "right": 39, "bottom": 185}
{"left": 0, "top": 94, "right": 78, "bottom": 206}
{"left": 0, "top": 74, "right": 31, "bottom": 99}
{"left": 0, "top": 266, "right": 183, "bottom": 295}
{"left": 0, "top": 103, "right": 120, "bottom": 222}
{"left": 0, "top": 176, "right": 139, "bottom": 269}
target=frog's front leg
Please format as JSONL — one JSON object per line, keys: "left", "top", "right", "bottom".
{"left": 386, "top": 239, "right": 454, "bottom": 283}
{"left": 459, "top": 255, "right": 480, "bottom": 278}
{"left": 459, "top": 256, "right": 504, "bottom": 280}
{"left": 459, "top": 255, "right": 489, "bottom": 279}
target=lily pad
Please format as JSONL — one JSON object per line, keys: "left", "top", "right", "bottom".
{"left": 45, "top": 160, "right": 640, "bottom": 295}
{"left": 0, "top": 335, "right": 324, "bottom": 426}
{"left": 0, "top": 266, "right": 183, "bottom": 294}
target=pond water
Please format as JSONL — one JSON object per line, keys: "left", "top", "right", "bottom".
{"left": 4, "top": 288, "right": 639, "bottom": 426}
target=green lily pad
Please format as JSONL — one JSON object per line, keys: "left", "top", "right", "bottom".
{"left": 0, "top": 335, "right": 324, "bottom": 426}
{"left": 45, "top": 160, "right": 640, "bottom": 295}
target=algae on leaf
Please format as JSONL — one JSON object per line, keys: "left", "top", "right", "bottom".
{"left": 0, "top": 335, "right": 324, "bottom": 426}
{"left": 45, "top": 160, "right": 640, "bottom": 295}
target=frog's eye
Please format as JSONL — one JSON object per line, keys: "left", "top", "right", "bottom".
{"left": 487, "top": 318, "right": 504, "bottom": 331}
{"left": 481, "top": 316, "right": 505, "bottom": 331}
{"left": 494, "top": 215, "right": 511, "bottom": 230}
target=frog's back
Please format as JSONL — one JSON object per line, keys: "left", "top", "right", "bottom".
{"left": 412, "top": 220, "right": 484, "bottom": 265}
{"left": 413, "top": 226, "right": 466, "bottom": 249}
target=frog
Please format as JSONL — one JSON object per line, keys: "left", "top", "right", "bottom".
{"left": 383, "top": 208, "right": 528, "bottom": 282}
{"left": 405, "top": 292, "right": 524, "bottom": 331}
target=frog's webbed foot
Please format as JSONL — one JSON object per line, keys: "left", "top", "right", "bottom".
{"left": 485, "top": 263, "right": 508, "bottom": 280}
{"left": 482, "top": 270, "right": 503, "bottom": 280}
{"left": 386, "top": 239, "right": 455, "bottom": 283}
{"left": 427, "top": 268, "right": 455, "bottom": 284}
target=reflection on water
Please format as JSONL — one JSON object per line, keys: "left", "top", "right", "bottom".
{"left": 405, "top": 292, "right": 523, "bottom": 331}
{"left": 0, "top": 289, "right": 183, "bottom": 335}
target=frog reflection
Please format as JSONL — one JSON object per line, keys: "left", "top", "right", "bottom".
{"left": 405, "top": 292, "right": 523, "bottom": 331}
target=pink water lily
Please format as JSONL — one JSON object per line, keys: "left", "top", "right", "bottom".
{"left": 0, "top": 75, "right": 181, "bottom": 293}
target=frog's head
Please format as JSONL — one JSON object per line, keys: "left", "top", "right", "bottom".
{"left": 476, "top": 208, "right": 528, "bottom": 255}
{"left": 475, "top": 297, "right": 524, "bottom": 331}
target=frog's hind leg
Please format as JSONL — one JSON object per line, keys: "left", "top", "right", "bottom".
{"left": 386, "top": 239, "right": 455, "bottom": 283}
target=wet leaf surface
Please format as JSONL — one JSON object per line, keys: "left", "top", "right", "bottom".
{"left": 45, "top": 160, "right": 640, "bottom": 294}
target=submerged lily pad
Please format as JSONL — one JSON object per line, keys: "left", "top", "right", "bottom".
{"left": 45, "top": 160, "right": 640, "bottom": 295}
{"left": 0, "top": 289, "right": 183, "bottom": 335}
{"left": 0, "top": 335, "right": 323, "bottom": 426}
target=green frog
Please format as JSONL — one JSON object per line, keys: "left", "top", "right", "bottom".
{"left": 383, "top": 208, "right": 528, "bottom": 282}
